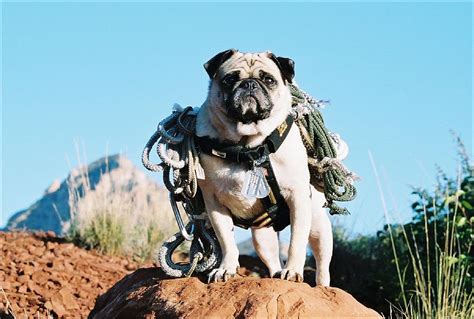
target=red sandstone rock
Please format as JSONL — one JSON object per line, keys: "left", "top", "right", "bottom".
{"left": 58, "top": 287, "right": 79, "bottom": 310}
{"left": 90, "top": 268, "right": 380, "bottom": 318}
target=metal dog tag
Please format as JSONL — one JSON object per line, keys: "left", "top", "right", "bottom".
{"left": 241, "top": 167, "right": 270, "bottom": 199}
{"left": 195, "top": 162, "right": 206, "bottom": 180}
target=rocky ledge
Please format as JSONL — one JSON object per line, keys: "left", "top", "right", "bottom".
{"left": 90, "top": 268, "right": 380, "bottom": 318}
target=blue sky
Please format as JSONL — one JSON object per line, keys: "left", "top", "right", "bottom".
{"left": 2, "top": 2, "right": 472, "bottom": 241}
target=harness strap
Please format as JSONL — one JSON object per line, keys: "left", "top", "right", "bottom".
{"left": 196, "top": 115, "right": 293, "bottom": 232}
{"left": 232, "top": 159, "right": 290, "bottom": 231}
{"left": 196, "top": 115, "right": 294, "bottom": 163}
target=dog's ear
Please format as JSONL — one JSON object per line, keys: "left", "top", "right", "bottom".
{"left": 268, "top": 53, "right": 295, "bottom": 84}
{"left": 204, "top": 49, "right": 237, "bottom": 79}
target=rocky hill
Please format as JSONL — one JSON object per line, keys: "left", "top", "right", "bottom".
{"left": 5, "top": 154, "right": 168, "bottom": 235}
{"left": 0, "top": 232, "right": 380, "bottom": 318}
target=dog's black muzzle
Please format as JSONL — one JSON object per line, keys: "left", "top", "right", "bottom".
{"left": 226, "top": 79, "right": 273, "bottom": 124}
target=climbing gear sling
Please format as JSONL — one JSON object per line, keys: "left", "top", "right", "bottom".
{"left": 142, "top": 106, "right": 222, "bottom": 278}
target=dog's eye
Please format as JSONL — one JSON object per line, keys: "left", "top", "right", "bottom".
{"left": 221, "top": 75, "right": 238, "bottom": 87}
{"left": 263, "top": 76, "right": 275, "bottom": 85}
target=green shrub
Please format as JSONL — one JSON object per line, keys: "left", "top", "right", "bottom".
{"left": 78, "top": 210, "right": 125, "bottom": 255}
{"left": 331, "top": 136, "right": 473, "bottom": 317}
{"left": 391, "top": 136, "right": 473, "bottom": 317}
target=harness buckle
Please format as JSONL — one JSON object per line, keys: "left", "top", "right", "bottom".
{"left": 246, "top": 146, "right": 269, "bottom": 168}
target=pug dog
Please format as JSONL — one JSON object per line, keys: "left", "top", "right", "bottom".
{"left": 195, "top": 49, "right": 333, "bottom": 286}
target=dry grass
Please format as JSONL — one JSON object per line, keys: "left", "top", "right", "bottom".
{"left": 66, "top": 152, "right": 176, "bottom": 262}
{"left": 1, "top": 287, "right": 17, "bottom": 319}
{"left": 395, "top": 192, "right": 473, "bottom": 318}
{"left": 370, "top": 151, "right": 473, "bottom": 318}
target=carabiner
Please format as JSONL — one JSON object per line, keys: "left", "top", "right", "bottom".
{"left": 169, "top": 193, "right": 194, "bottom": 241}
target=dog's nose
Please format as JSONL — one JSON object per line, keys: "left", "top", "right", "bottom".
{"left": 240, "top": 79, "right": 258, "bottom": 91}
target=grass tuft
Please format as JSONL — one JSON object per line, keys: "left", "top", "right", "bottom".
{"left": 370, "top": 143, "right": 473, "bottom": 318}
{"left": 66, "top": 151, "right": 175, "bottom": 262}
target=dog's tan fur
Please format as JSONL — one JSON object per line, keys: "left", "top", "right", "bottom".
{"left": 196, "top": 51, "right": 333, "bottom": 285}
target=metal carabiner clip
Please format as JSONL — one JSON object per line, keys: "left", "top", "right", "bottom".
{"left": 169, "top": 193, "right": 194, "bottom": 241}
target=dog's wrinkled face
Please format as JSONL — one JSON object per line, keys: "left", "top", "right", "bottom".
{"left": 204, "top": 50, "right": 295, "bottom": 124}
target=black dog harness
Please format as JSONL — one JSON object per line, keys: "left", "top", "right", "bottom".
{"left": 196, "top": 115, "right": 294, "bottom": 232}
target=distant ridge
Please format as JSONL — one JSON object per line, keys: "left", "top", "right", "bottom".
{"left": 5, "top": 154, "right": 166, "bottom": 234}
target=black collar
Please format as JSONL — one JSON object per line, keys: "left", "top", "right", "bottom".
{"left": 196, "top": 115, "right": 294, "bottom": 165}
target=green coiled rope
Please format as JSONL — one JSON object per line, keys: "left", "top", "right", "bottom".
{"left": 289, "top": 84, "right": 357, "bottom": 215}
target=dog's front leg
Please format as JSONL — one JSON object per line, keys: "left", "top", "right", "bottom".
{"left": 275, "top": 190, "right": 312, "bottom": 282}
{"left": 203, "top": 197, "right": 240, "bottom": 283}
{"left": 251, "top": 227, "right": 282, "bottom": 276}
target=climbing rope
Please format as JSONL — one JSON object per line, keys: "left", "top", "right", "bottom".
{"left": 289, "top": 83, "right": 357, "bottom": 214}
{"left": 142, "top": 84, "right": 357, "bottom": 278}
{"left": 142, "top": 105, "right": 200, "bottom": 199}
{"left": 142, "top": 105, "right": 221, "bottom": 277}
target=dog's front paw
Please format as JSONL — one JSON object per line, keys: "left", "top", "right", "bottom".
{"left": 273, "top": 268, "right": 303, "bottom": 282}
{"left": 207, "top": 267, "right": 238, "bottom": 283}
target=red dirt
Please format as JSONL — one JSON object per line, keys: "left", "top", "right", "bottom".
{"left": 0, "top": 231, "right": 148, "bottom": 318}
